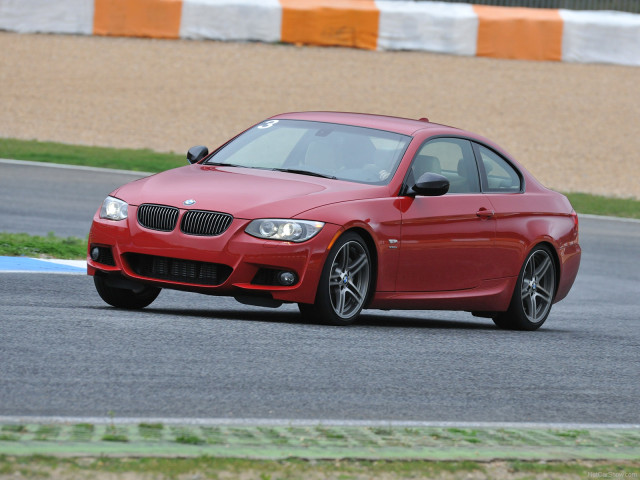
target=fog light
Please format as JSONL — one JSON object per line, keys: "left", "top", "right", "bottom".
{"left": 91, "top": 247, "right": 100, "bottom": 261}
{"left": 277, "top": 271, "right": 297, "bottom": 286}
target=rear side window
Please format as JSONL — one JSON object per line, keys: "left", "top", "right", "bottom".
{"left": 477, "top": 145, "right": 522, "bottom": 193}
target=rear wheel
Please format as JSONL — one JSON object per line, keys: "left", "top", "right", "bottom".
{"left": 94, "top": 275, "right": 161, "bottom": 309}
{"left": 493, "top": 245, "right": 556, "bottom": 331}
{"left": 298, "top": 232, "right": 371, "bottom": 326}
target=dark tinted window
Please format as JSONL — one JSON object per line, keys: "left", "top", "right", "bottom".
{"left": 477, "top": 145, "right": 522, "bottom": 193}
{"left": 412, "top": 138, "right": 480, "bottom": 194}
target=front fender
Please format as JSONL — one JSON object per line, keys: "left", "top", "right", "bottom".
{"left": 296, "top": 198, "right": 403, "bottom": 292}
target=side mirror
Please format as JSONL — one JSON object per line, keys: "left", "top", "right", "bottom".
{"left": 411, "top": 172, "right": 450, "bottom": 196}
{"left": 187, "top": 145, "right": 209, "bottom": 164}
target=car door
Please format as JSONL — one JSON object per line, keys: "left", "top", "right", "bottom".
{"left": 396, "top": 137, "right": 498, "bottom": 292}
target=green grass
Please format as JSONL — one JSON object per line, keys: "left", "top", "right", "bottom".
{"left": 101, "top": 427, "right": 129, "bottom": 443}
{"left": 0, "top": 232, "right": 86, "bottom": 259}
{"left": 101, "top": 433, "right": 129, "bottom": 442}
{"left": 0, "top": 455, "right": 638, "bottom": 479}
{"left": 0, "top": 137, "right": 185, "bottom": 173}
{"left": 564, "top": 192, "right": 640, "bottom": 220}
{"left": 174, "top": 433, "right": 205, "bottom": 445}
{"left": 33, "top": 425, "right": 60, "bottom": 441}
{"left": 1, "top": 425, "right": 28, "bottom": 433}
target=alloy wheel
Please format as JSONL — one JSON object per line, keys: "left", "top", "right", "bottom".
{"left": 520, "top": 249, "right": 555, "bottom": 324}
{"left": 328, "top": 240, "right": 370, "bottom": 318}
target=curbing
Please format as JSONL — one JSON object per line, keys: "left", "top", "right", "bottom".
{"left": 0, "top": 0, "right": 639, "bottom": 66}
{"left": 1, "top": 421, "right": 639, "bottom": 460}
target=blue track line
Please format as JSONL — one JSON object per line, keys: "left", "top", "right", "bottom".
{"left": 0, "top": 256, "right": 85, "bottom": 274}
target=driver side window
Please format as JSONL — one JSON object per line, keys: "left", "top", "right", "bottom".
{"left": 412, "top": 138, "right": 480, "bottom": 194}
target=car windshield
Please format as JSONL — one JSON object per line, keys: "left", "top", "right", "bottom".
{"left": 205, "top": 119, "right": 411, "bottom": 185}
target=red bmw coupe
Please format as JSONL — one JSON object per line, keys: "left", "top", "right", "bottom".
{"left": 88, "top": 112, "right": 581, "bottom": 330}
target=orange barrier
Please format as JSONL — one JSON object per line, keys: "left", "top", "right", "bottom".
{"left": 5, "top": 0, "right": 635, "bottom": 65}
{"left": 279, "top": 0, "right": 379, "bottom": 50}
{"left": 473, "top": 5, "right": 563, "bottom": 61}
{"left": 93, "top": 0, "right": 183, "bottom": 39}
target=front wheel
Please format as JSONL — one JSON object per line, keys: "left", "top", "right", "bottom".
{"left": 94, "top": 275, "right": 161, "bottom": 309}
{"left": 298, "top": 232, "right": 372, "bottom": 326}
{"left": 493, "top": 245, "right": 556, "bottom": 331}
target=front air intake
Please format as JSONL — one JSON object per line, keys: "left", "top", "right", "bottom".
{"left": 126, "top": 253, "right": 232, "bottom": 286}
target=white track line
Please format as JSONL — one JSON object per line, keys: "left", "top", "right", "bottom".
{"left": 0, "top": 416, "right": 637, "bottom": 429}
{"left": 0, "top": 158, "right": 152, "bottom": 176}
{"left": 579, "top": 213, "right": 640, "bottom": 224}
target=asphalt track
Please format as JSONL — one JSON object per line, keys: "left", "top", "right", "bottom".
{"left": 0, "top": 159, "right": 148, "bottom": 238}
{"left": 1, "top": 162, "right": 639, "bottom": 424}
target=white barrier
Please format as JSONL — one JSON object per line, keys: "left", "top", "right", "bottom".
{"left": 0, "top": 0, "right": 93, "bottom": 35}
{"left": 180, "top": 0, "right": 282, "bottom": 43}
{"left": 1, "top": 0, "right": 640, "bottom": 67}
{"left": 376, "top": 0, "right": 478, "bottom": 56}
{"left": 561, "top": 9, "right": 640, "bottom": 66}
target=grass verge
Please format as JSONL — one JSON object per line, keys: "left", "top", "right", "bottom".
{"left": 0, "top": 455, "right": 638, "bottom": 479}
{"left": 0, "top": 137, "right": 184, "bottom": 173}
{"left": 1, "top": 422, "right": 639, "bottom": 477}
{"left": 0, "top": 232, "right": 86, "bottom": 259}
{"left": 564, "top": 192, "right": 640, "bottom": 220}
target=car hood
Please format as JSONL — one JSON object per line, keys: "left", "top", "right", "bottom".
{"left": 112, "top": 164, "right": 387, "bottom": 219}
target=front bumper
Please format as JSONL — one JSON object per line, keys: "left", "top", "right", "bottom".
{"left": 87, "top": 206, "right": 341, "bottom": 305}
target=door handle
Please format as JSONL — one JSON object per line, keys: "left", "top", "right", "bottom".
{"left": 476, "top": 208, "right": 495, "bottom": 219}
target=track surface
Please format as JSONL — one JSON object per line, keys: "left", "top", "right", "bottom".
{"left": 0, "top": 160, "right": 147, "bottom": 238}
{"left": 1, "top": 165, "right": 639, "bottom": 423}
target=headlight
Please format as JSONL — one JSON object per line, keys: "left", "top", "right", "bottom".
{"left": 245, "top": 219, "right": 324, "bottom": 242}
{"left": 100, "top": 196, "right": 128, "bottom": 221}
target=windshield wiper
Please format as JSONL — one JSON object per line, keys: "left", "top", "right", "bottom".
{"left": 206, "top": 162, "right": 245, "bottom": 167}
{"left": 272, "top": 168, "right": 336, "bottom": 179}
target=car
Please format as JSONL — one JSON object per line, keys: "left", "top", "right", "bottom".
{"left": 88, "top": 111, "right": 581, "bottom": 330}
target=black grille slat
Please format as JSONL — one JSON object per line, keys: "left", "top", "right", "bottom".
{"left": 137, "top": 204, "right": 179, "bottom": 232}
{"left": 180, "top": 210, "right": 233, "bottom": 236}
{"left": 126, "top": 253, "right": 232, "bottom": 286}
{"left": 138, "top": 204, "right": 233, "bottom": 236}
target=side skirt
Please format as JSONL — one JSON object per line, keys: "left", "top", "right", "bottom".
{"left": 369, "top": 277, "right": 517, "bottom": 312}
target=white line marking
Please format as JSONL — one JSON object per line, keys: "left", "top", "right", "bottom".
{"left": 0, "top": 416, "right": 637, "bottom": 429}
{"left": 40, "top": 259, "right": 86, "bottom": 269}
{"left": 0, "top": 158, "right": 152, "bottom": 176}
{"left": 579, "top": 213, "right": 640, "bottom": 224}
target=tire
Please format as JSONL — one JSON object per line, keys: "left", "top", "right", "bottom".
{"left": 298, "top": 232, "right": 372, "bottom": 326}
{"left": 94, "top": 275, "right": 161, "bottom": 309}
{"left": 493, "top": 245, "right": 556, "bottom": 331}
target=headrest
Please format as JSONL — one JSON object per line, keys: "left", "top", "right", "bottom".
{"left": 413, "top": 154, "right": 441, "bottom": 178}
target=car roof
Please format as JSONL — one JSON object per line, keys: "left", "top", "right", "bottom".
{"left": 271, "top": 111, "right": 465, "bottom": 137}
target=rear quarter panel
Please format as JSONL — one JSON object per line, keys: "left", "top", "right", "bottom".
{"left": 487, "top": 190, "right": 581, "bottom": 302}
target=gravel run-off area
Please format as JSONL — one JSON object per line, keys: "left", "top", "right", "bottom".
{"left": 1, "top": 31, "right": 639, "bottom": 199}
